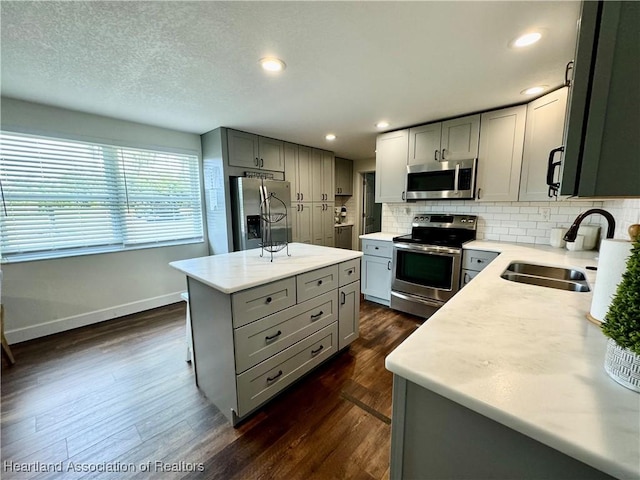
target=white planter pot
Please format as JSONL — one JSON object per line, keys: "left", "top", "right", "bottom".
{"left": 604, "top": 338, "right": 640, "bottom": 393}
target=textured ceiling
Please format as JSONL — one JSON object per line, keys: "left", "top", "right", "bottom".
{"left": 1, "top": 1, "right": 581, "bottom": 160}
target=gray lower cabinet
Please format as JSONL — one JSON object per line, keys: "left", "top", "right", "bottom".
{"left": 361, "top": 238, "right": 393, "bottom": 306}
{"left": 335, "top": 225, "right": 353, "bottom": 249}
{"left": 390, "top": 376, "right": 613, "bottom": 479}
{"left": 188, "top": 258, "right": 361, "bottom": 426}
{"left": 460, "top": 249, "right": 499, "bottom": 288}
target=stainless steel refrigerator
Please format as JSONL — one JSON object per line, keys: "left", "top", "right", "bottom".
{"left": 230, "top": 177, "right": 292, "bottom": 251}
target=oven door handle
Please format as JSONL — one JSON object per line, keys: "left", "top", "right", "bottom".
{"left": 394, "top": 242, "right": 461, "bottom": 256}
{"left": 391, "top": 291, "right": 444, "bottom": 309}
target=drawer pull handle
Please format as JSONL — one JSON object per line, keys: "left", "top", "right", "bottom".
{"left": 310, "top": 311, "right": 324, "bottom": 321}
{"left": 387, "top": 260, "right": 391, "bottom": 270}
{"left": 374, "top": 246, "right": 379, "bottom": 250}
{"left": 348, "top": 269, "right": 353, "bottom": 275}
{"left": 311, "top": 345, "right": 324, "bottom": 356}
{"left": 265, "top": 296, "right": 273, "bottom": 304}
{"left": 266, "top": 370, "right": 283, "bottom": 383}
{"left": 265, "top": 330, "right": 282, "bottom": 342}
{"left": 317, "top": 280, "right": 323, "bottom": 286}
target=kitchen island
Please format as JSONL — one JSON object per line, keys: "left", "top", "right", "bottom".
{"left": 171, "top": 243, "right": 362, "bottom": 425}
{"left": 386, "top": 241, "right": 639, "bottom": 480}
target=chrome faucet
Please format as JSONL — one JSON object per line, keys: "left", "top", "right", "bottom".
{"left": 563, "top": 209, "right": 616, "bottom": 242}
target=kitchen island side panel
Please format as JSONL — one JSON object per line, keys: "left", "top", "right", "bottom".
{"left": 391, "top": 376, "right": 615, "bottom": 480}
{"left": 188, "top": 277, "right": 238, "bottom": 422}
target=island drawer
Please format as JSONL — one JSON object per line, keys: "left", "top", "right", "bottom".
{"left": 362, "top": 239, "right": 393, "bottom": 258}
{"left": 236, "top": 323, "right": 338, "bottom": 417}
{"left": 234, "top": 290, "right": 338, "bottom": 373}
{"left": 338, "top": 259, "right": 361, "bottom": 287}
{"left": 296, "top": 265, "right": 339, "bottom": 303}
{"left": 232, "top": 277, "right": 297, "bottom": 328}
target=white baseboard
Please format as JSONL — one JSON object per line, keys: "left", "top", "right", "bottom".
{"left": 5, "top": 292, "right": 185, "bottom": 344}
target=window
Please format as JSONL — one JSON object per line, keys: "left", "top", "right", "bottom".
{"left": 0, "top": 131, "right": 203, "bottom": 262}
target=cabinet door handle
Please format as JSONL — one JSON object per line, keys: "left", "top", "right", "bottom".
{"left": 300, "top": 193, "right": 303, "bottom": 201}
{"left": 265, "top": 330, "right": 282, "bottom": 342}
{"left": 301, "top": 204, "right": 304, "bottom": 212}
{"left": 477, "top": 188, "right": 482, "bottom": 200}
{"left": 260, "top": 158, "right": 264, "bottom": 167}
{"left": 341, "top": 291, "right": 346, "bottom": 305}
{"left": 267, "top": 370, "right": 283, "bottom": 383}
{"left": 255, "top": 157, "right": 259, "bottom": 166}
{"left": 401, "top": 191, "right": 405, "bottom": 201}
{"left": 311, "top": 345, "right": 324, "bottom": 356}
{"left": 265, "top": 296, "right": 273, "bottom": 304}
{"left": 387, "top": 260, "right": 391, "bottom": 270}
{"left": 297, "top": 193, "right": 300, "bottom": 201}
{"left": 565, "top": 60, "right": 574, "bottom": 87}
{"left": 546, "top": 146, "right": 565, "bottom": 197}
{"left": 441, "top": 148, "right": 446, "bottom": 160}
{"left": 464, "top": 272, "right": 471, "bottom": 284}
{"left": 434, "top": 149, "right": 439, "bottom": 161}
{"left": 297, "top": 204, "right": 300, "bottom": 212}
{"left": 310, "top": 311, "right": 324, "bottom": 321}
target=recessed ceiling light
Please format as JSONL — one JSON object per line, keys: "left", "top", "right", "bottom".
{"left": 325, "top": 134, "right": 336, "bottom": 141}
{"left": 259, "top": 57, "right": 286, "bottom": 72}
{"left": 512, "top": 32, "right": 542, "bottom": 48}
{"left": 376, "top": 121, "right": 390, "bottom": 129}
{"left": 521, "top": 85, "right": 547, "bottom": 95}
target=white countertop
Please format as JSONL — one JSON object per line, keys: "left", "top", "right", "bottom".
{"left": 386, "top": 240, "right": 639, "bottom": 479}
{"left": 335, "top": 222, "right": 354, "bottom": 228}
{"left": 359, "top": 232, "right": 397, "bottom": 242}
{"left": 170, "top": 243, "right": 362, "bottom": 294}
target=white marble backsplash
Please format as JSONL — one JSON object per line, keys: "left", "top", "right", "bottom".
{"left": 381, "top": 198, "right": 639, "bottom": 246}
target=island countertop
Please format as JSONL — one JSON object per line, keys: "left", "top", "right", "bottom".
{"left": 385, "top": 240, "right": 639, "bottom": 479}
{"left": 170, "top": 243, "right": 363, "bottom": 294}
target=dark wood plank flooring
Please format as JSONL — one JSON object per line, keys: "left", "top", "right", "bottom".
{"left": 1, "top": 299, "right": 421, "bottom": 480}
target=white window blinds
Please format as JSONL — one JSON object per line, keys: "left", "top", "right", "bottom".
{"left": 0, "top": 131, "right": 203, "bottom": 262}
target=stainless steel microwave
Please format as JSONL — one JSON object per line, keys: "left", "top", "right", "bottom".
{"left": 406, "top": 158, "right": 477, "bottom": 200}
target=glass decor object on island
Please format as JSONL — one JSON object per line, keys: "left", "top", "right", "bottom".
{"left": 602, "top": 225, "right": 640, "bottom": 393}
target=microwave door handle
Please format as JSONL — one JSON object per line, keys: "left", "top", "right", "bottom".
{"left": 453, "top": 164, "right": 460, "bottom": 192}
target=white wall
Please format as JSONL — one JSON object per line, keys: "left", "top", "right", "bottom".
{"left": 1, "top": 98, "right": 208, "bottom": 343}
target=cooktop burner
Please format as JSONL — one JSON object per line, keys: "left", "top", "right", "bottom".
{"left": 393, "top": 213, "right": 478, "bottom": 248}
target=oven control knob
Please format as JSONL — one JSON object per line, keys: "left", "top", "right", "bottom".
{"left": 461, "top": 219, "right": 467, "bottom": 223}
{"left": 468, "top": 218, "right": 475, "bottom": 223}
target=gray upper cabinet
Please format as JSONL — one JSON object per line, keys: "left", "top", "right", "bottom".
{"left": 285, "top": 143, "right": 313, "bottom": 202}
{"left": 519, "top": 88, "right": 568, "bottom": 201}
{"left": 375, "top": 129, "right": 408, "bottom": 203}
{"left": 408, "top": 123, "right": 442, "bottom": 165}
{"left": 440, "top": 115, "right": 481, "bottom": 161}
{"left": 311, "top": 149, "right": 335, "bottom": 202}
{"left": 227, "top": 129, "right": 284, "bottom": 172}
{"left": 560, "top": 0, "right": 639, "bottom": 197}
{"left": 408, "top": 115, "right": 480, "bottom": 164}
{"left": 335, "top": 157, "right": 353, "bottom": 196}
{"left": 476, "top": 105, "right": 527, "bottom": 202}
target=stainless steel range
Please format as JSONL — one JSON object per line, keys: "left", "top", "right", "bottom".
{"left": 391, "top": 213, "right": 477, "bottom": 319}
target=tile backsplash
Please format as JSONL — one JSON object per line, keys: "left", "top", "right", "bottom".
{"left": 381, "top": 198, "right": 639, "bottom": 246}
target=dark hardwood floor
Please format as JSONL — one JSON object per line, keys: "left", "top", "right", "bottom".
{"left": 1, "top": 300, "right": 421, "bottom": 480}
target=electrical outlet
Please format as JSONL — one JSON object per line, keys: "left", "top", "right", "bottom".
{"left": 540, "top": 207, "right": 551, "bottom": 222}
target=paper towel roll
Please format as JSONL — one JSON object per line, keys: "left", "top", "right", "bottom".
{"left": 590, "top": 239, "right": 634, "bottom": 322}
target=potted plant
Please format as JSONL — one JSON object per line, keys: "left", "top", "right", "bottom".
{"left": 602, "top": 235, "right": 640, "bottom": 393}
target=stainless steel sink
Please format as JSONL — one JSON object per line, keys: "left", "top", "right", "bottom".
{"left": 500, "top": 262, "right": 590, "bottom": 292}
{"left": 505, "top": 262, "right": 587, "bottom": 281}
